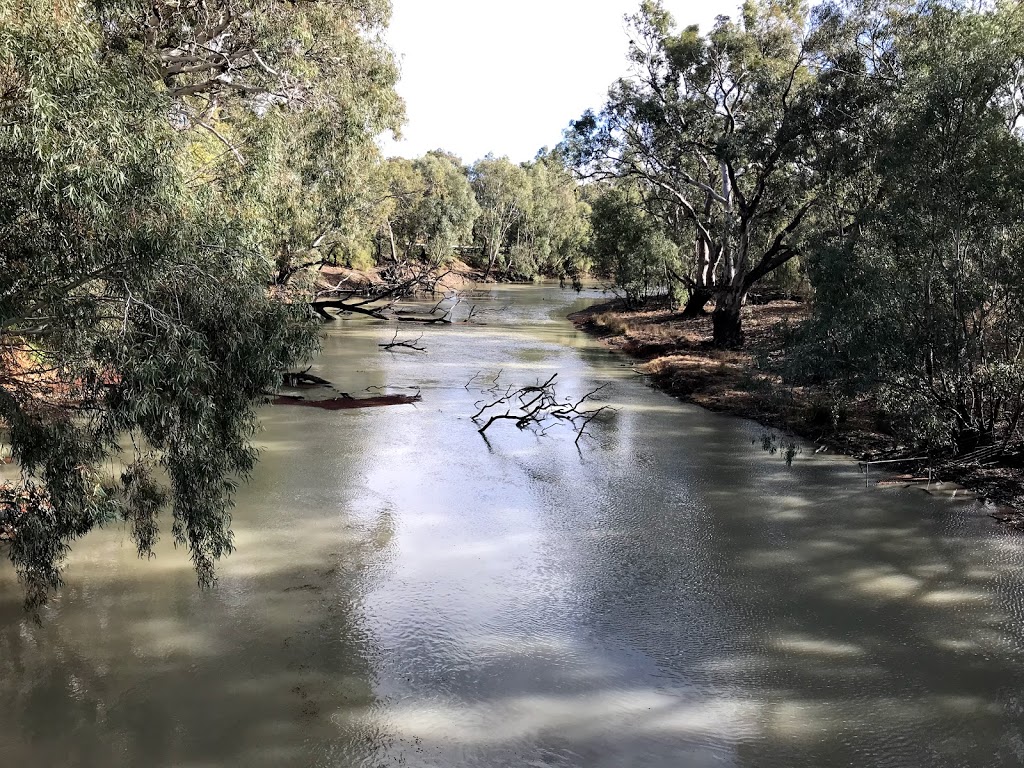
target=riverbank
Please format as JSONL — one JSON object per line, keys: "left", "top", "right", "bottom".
{"left": 316, "top": 258, "right": 570, "bottom": 299}
{"left": 317, "top": 256, "right": 481, "bottom": 297}
{"left": 570, "top": 298, "right": 1024, "bottom": 528}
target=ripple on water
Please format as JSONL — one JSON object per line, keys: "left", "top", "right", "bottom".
{"left": 1, "top": 285, "right": 1023, "bottom": 767}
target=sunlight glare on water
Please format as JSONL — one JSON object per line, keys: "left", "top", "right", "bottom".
{"left": 2, "top": 285, "right": 1024, "bottom": 767}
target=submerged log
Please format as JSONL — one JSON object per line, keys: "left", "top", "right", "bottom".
{"left": 282, "top": 369, "right": 334, "bottom": 389}
{"left": 271, "top": 393, "right": 421, "bottom": 410}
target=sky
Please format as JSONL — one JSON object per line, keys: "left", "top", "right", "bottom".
{"left": 380, "top": 0, "right": 739, "bottom": 164}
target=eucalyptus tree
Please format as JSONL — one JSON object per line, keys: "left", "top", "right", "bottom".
{"left": 565, "top": 0, "right": 865, "bottom": 346}
{"left": 382, "top": 152, "right": 480, "bottom": 265}
{"left": 588, "top": 182, "right": 683, "bottom": 307}
{"left": 470, "top": 156, "right": 532, "bottom": 279}
{"left": 103, "top": 0, "right": 406, "bottom": 293}
{"left": 506, "top": 153, "right": 593, "bottom": 282}
{"left": 0, "top": 0, "right": 401, "bottom": 609}
{"left": 793, "top": 0, "right": 1024, "bottom": 452}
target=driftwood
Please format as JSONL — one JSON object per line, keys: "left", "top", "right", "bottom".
{"left": 282, "top": 368, "right": 334, "bottom": 389}
{"left": 272, "top": 393, "right": 421, "bottom": 410}
{"left": 470, "top": 373, "right": 611, "bottom": 445}
{"left": 312, "top": 265, "right": 464, "bottom": 324}
{"left": 312, "top": 261, "right": 484, "bottom": 327}
{"left": 378, "top": 331, "right": 427, "bottom": 352}
{"left": 275, "top": 367, "right": 421, "bottom": 409}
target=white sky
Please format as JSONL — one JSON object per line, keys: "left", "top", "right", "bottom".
{"left": 380, "top": 0, "right": 739, "bottom": 163}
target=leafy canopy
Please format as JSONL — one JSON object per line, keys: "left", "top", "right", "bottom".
{"left": 0, "top": 0, "right": 401, "bottom": 609}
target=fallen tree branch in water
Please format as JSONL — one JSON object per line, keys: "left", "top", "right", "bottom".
{"left": 272, "top": 393, "right": 421, "bottom": 410}
{"left": 312, "top": 268, "right": 475, "bottom": 326}
{"left": 282, "top": 367, "right": 335, "bottom": 388}
{"left": 379, "top": 331, "right": 426, "bottom": 353}
{"left": 471, "top": 373, "right": 612, "bottom": 444}
{"left": 465, "top": 369, "right": 505, "bottom": 394}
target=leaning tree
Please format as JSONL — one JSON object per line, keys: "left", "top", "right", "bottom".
{"left": 0, "top": 0, "right": 401, "bottom": 609}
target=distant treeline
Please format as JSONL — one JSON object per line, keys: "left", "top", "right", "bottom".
{"left": 355, "top": 151, "right": 592, "bottom": 284}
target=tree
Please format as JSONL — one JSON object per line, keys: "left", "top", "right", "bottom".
{"left": 565, "top": 0, "right": 865, "bottom": 346}
{"left": 0, "top": 0, "right": 400, "bottom": 609}
{"left": 791, "top": 0, "right": 1024, "bottom": 452}
{"left": 470, "top": 156, "right": 532, "bottom": 279}
{"left": 588, "top": 182, "right": 682, "bottom": 307}
{"left": 382, "top": 151, "right": 480, "bottom": 265}
{"left": 139, "top": 0, "right": 404, "bottom": 294}
{"left": 507, "top": 152, "right": 593, "bottom": 283}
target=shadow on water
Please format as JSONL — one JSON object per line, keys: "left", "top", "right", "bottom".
{"left": 0, "top": 557, "right": 388, "bottom": 767}
{"left": 742, "top": 501, "right": 1024, "bottom": 763}
{"left": 1, "top": 284, "right": 1023, "bottom": 767}
{"left": 566, "top": 423, "right": 1024, "bottom": 767}
{"left": 0, "top": 399, "right": 397, "bottom": 768}
{"left": 344, "top": 286, "right": 1024, "bottom": 767}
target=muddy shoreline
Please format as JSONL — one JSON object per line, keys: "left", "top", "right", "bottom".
{"left": 570, "top": 298, "right": 1024, "bottom": 530}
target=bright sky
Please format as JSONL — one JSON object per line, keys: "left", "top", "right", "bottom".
{"left": 381, "top": 0, "right": 738, "bottom": 163}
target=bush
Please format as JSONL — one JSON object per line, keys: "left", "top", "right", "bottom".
{"left": 592, "top": 312, "right": 630, "bottom": 336}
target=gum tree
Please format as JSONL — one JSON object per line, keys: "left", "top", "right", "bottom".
{"left": 508, "top": 153, "right": 593, "bottom": 282}
{"left": 566, "top": 0, "right": 865, "bottom": 346}
{"left": 382, "top": 152, "right": 480, "bottom": 265}
{"left": 0, "top": 0, "right": 401, "bottom": 609}
{"left": 470, "top": 156, "right": 532, "bottom": 280}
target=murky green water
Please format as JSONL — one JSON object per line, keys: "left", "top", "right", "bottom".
{"left": 2, "top": 285, "right": 1024, "bottom": 767}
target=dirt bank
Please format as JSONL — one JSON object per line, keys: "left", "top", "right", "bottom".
{"left": 570, "top": 298, "right": 1024, "bottom": 529}
{"left": 317, "top": 257, "right": 481, "bottom": 297}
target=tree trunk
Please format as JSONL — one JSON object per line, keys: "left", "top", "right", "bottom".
{"left": 384, "top": 219, "right": 399, "bottom": 263}
{"left": 481, "top": 240, "right": 496, "bottom": 280}
{"left": 680, "top": 288, "right": 713, "bottom": 318}
{"left": 712, "top": 288, "right": 746, "bottom": 348}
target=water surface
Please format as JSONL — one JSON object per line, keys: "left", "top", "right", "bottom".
{"left": 2, "top": 285, "right": 1023, "bottom": 767}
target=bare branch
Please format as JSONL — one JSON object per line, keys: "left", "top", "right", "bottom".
{"left": 378, "top": 331, "right": 427, "bottom": 353}
{"left": 470, "top": 374, "right": 614, "bottom": 441}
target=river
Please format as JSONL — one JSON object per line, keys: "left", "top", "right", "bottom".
{"left": 2, "top": 284, "right": 1023, "bottom": 767}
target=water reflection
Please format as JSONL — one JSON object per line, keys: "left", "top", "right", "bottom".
{"left": 1, "top": 285, "right": 1023, "bottom": 767}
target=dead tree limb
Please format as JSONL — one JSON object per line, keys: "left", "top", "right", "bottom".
{"left": 379, "top": 331, "right": 426, "bottom": 352}
{"left": 470, "top": 373, "right": 613, "bottom": 441}
{"left": 282, "top": 367, "right": 334, "bottom": 388}
{"left": 312, "top": 299, "right": 389, "bottom": 320}
{"left": 312, "top": 264, "right": 453, "bottom": 322}
{"left": 313, "top": 280, "right": 473, "bottom": 327}
{"left": 272, "top": 393, "right": 421, "bottom": 410}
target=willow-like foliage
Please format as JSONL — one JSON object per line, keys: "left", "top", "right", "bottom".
{"left": 791, "top": 1, "right": 1024, "bottom": 452}
{"left": 0, "top": 0, "right": 401, "bottom": 610}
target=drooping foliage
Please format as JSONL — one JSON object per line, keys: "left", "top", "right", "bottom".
{"left": 508, "top": 153, "right": 593, "bottom": 284}
{"left": 370, "top": 150, "right": 591, "bottom": 283}
{"left": 469, "top": 156, "right": 533, "bottom": 279}
{"left": 587, "top": 182, "right": 682, "bottom": 307}
{"left": 0, "top": 0, "right": 401, "bottom": 608}
{"left": 379, "top": 151, "right": 480, "bottom": 266}
{"left": 790, "top": 0, "right": 1024, "bottom": 452}
{"left": 466, "top": 153, "right": 591, "bottom": 282}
